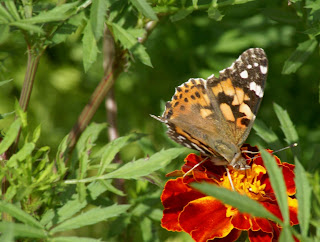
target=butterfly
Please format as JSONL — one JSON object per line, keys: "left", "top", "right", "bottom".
{"left": 151, "top": 48, "right": 268, "bottom": 169}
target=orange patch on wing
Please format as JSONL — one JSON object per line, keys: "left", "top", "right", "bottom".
{"left": 232, "top": 88, "right": 245, "bottom": 105}
{"left": 212, "top": 84, "right": 223, "bottom": 96}
{"left": 220, "top": 103, "right": 235, "bottom": 121}
{"left": 220, "top": 79, "right": 235, "bottom": 96}
{"left": 239, "top": 103, "right": 253, "bottom": 119}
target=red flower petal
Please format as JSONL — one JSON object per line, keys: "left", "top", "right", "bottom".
{"left": 179, "top": 197, "right": 233, "bottom": 242}
{"left": 248, "top": 229, "right": 273, "bottom": 242}
{"left": 211, "top": 229, "right": 242, "bottom": 242}
{"left": 231, "top": 212, "right": 251, "bottom": 230}
{"left": 161, "top": 178, "right": 205, "bottom": 231}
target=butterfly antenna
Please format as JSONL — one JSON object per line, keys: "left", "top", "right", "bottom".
{"left": 183, "top": 157, "right": 209, "bottom": 178}
{"left": 225, "top": 166, "right": 235, "bottom": 191}
{"left": 246, "top": 143, "right": 298, "bottom": 162}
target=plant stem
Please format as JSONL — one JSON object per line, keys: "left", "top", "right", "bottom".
{"left": 65, "top": 68, "right": 116, "bottom": 164}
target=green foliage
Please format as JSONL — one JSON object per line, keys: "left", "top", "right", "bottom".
{"left": 191, "top": 182, "right": 281, "bottom": 224}
{"left": 0, "top": 0, "right": 320, "bottom": 241}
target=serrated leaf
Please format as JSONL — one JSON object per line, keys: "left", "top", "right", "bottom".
{"left": 8, "top": 142, "right": 35, "bottom": 165}
{"left": 0, "top": 79, "right": 12, "bottom": 86}
{"left": 9, "top": 22, "right": 44, "bottom": 34}
{"left": 273, "top": 103, "right": 299, "bottom": 144}
{"left": 20, "top": 2, "right": 78, "bottom": 24}
{"left": 170, "top": 9, "right": 193, "bottom": 22}
{"left": 44, "top": 197, "right": 87, "bottom": 228}
{"left": 50, "top": 204, "right": 130, "bottom": 234}
{"left": 0, "top": 201, "right": 44, "bottom": 229}
{"left": 259, "top": 148, "right": 290, "bottom": 225}
{"left": 65, "top": 148, "right": 186, "bottom": 184}
{"left": 294, "top": 157, "right": 311, "bottom": 237}
{"left": 51, "top": 23, "right": 78, "bottom": 45}
{"left": 0, "top": 5, "right": 14, "bottom": 22}
{"left": 191, "top": 182, "right": 281, "bottom": 224}
{"left": 98, "top": 134, "right": 137, "bottom": 176}
{"left": 82, "top": 21, "right": 99, "bottom": 72}
{"left": 5, "top": 1, "right": 20, "bottom": 20}
{"left": 90, "top": 0, "right": 108, "bottom": 41}
{"left": 130, "top": 0, "right": 158, "bottom": 21}
{"left": 282, "top": 39, "right": 317, "bottom": 74}
{"left": 0, "top": 118, "right": 21, "bottom": 154}
{"left": 0, "top": 222, "right": 47, "bottom": 239}
{"left": 208, "top": 6, "right": 224, "bottom": 21}
{"left": 51, "top": 237, "right": 102, "bottom": 242}
{"left": 111, "top": 23, "right": 152, "bottom": 67}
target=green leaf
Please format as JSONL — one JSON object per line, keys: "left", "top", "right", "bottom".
{"left": 82, "top": 21, "right": 99, "bottom": 72}
{"left": 0, "top": 5, "right": 14, "bottom": 22}
{"left": 279, "top": 225, "right": 294, "bottom": 242}
{"left": 170, "top": 9, "right": 193, "bottom": 22}
{"left": 208, "top": 6, "right": 224, "bottom": 21}
{"left": 9, "top": 21, "right": 44, "bottom": 34}
{"left": 8, "top": 142, "right": 35, "bottom": 163}
{"left": 273, "top": 103, "right": 299, "bottom": 144}
{"left": 49, "top": 204, "right": 130, "bottom": 234}
{"left": 97, "top": 134, "right": 137, "bottom": 176}
{"left": 51, "top": 237, "right": 102, "bottom": 242}
{"left": 259, "top": 148, "right": 289, "bottom": 225}
{"left": 282, "top": 39, "right": 317, "bottom": 74}
{"left": 43, "top": 196, "right": 87, "bottom": 228}
{"left": 111, "top": 22, "right": 153, "bottom": 67}
{"left": 0, "top": 111, "right": 15, "bottom": 120}
{"left": 66, "top": 148, "right": 186, "bottom": 184}
{"left": 0, "top": 222, "right": 47, "bottom": 239}
{"left": 90, "top": 0, "right": 108, "bottom": 41}
{"left": 191, "top": 182, "right": 281, "bottom": 223}
{"left": 0, "top": 119, "right": 21, "bottom": 154}
{"left": 0, "top": 201, "right": 44, "bottom": 229}
{"left": 130, "top": 0, "right": 158, "bottom": 21}
{"left": 4, "top": 1, "right": 20, "bottom": 20}
{"left": 20, "top": 2, "right": 78, "bottom": 24}
{"left": 0, "top": 79, "right": 12, "bottom": 86}
{"left": 294, "top": 157, "right": 311, "bottom": 237}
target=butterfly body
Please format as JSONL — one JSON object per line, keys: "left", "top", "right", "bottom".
{"left": 152, "top": 48, "right": 268, "bottom": 169}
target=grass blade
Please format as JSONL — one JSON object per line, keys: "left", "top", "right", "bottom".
{"left": 191, "top": 182, "right": 281, "bottom": 224}
{"left": 260, "top": 148, "right": 289, "bottom": 225}
{"left": 294, "top": 157, "right": 311, "bottom": 237}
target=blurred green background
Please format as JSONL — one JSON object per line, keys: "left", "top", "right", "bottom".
{"left": 0, "top": 0, "right": 319, "bottom": 240}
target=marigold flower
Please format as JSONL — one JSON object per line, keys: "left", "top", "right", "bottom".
{"left": 161, "top": 145, "right": 298, "bottom": 242}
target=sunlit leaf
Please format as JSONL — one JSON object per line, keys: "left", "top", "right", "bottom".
{"left": 90, "top": 0, "right": 108, "bottom": 41}
{"left": 82, "top": 21, "right": 99, "bottom": 72}
{"left": 0, "top": 222, "right": 46, "bottom": 239}
{"left": 130, "top": 0, "right": 158, "bottom": 21}
{"left": 50, "top": 204, "right": 130, "bottom": 234}
{"left": 0, "top": 201, "right": 44, "bottom": 229}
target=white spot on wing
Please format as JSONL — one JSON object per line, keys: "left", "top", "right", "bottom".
{"left": 247, "top": 64, "right": 252, "bottom": 69}
{"left": 240, "top": 70, "right": 248, "bottom": 79}
{"left": 253, "top": 62, "right": 259, "bottom": 67}
{"left": 260, "top": 65, "right": 267, "bottom": 74}
{"left": 249, "top": 82, "right": 263, "bottom": 98}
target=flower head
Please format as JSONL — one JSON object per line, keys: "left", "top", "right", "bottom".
{"left": 161, "top": 145, "right": 298, "bottom": 242}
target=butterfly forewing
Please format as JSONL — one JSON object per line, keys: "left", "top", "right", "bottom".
{"left": 152, "top": 48, "right": 268, "bottom": 166}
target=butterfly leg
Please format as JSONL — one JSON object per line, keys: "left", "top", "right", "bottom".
{"left": 183, "top": 157, "right": 209, "bottom": 178}
{"left": 225, "top": 166, "right": 235, "bottom": 191}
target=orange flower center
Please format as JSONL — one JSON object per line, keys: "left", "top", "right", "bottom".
{"left": 220, "top": 164, "right": 267, "bottom": 201}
